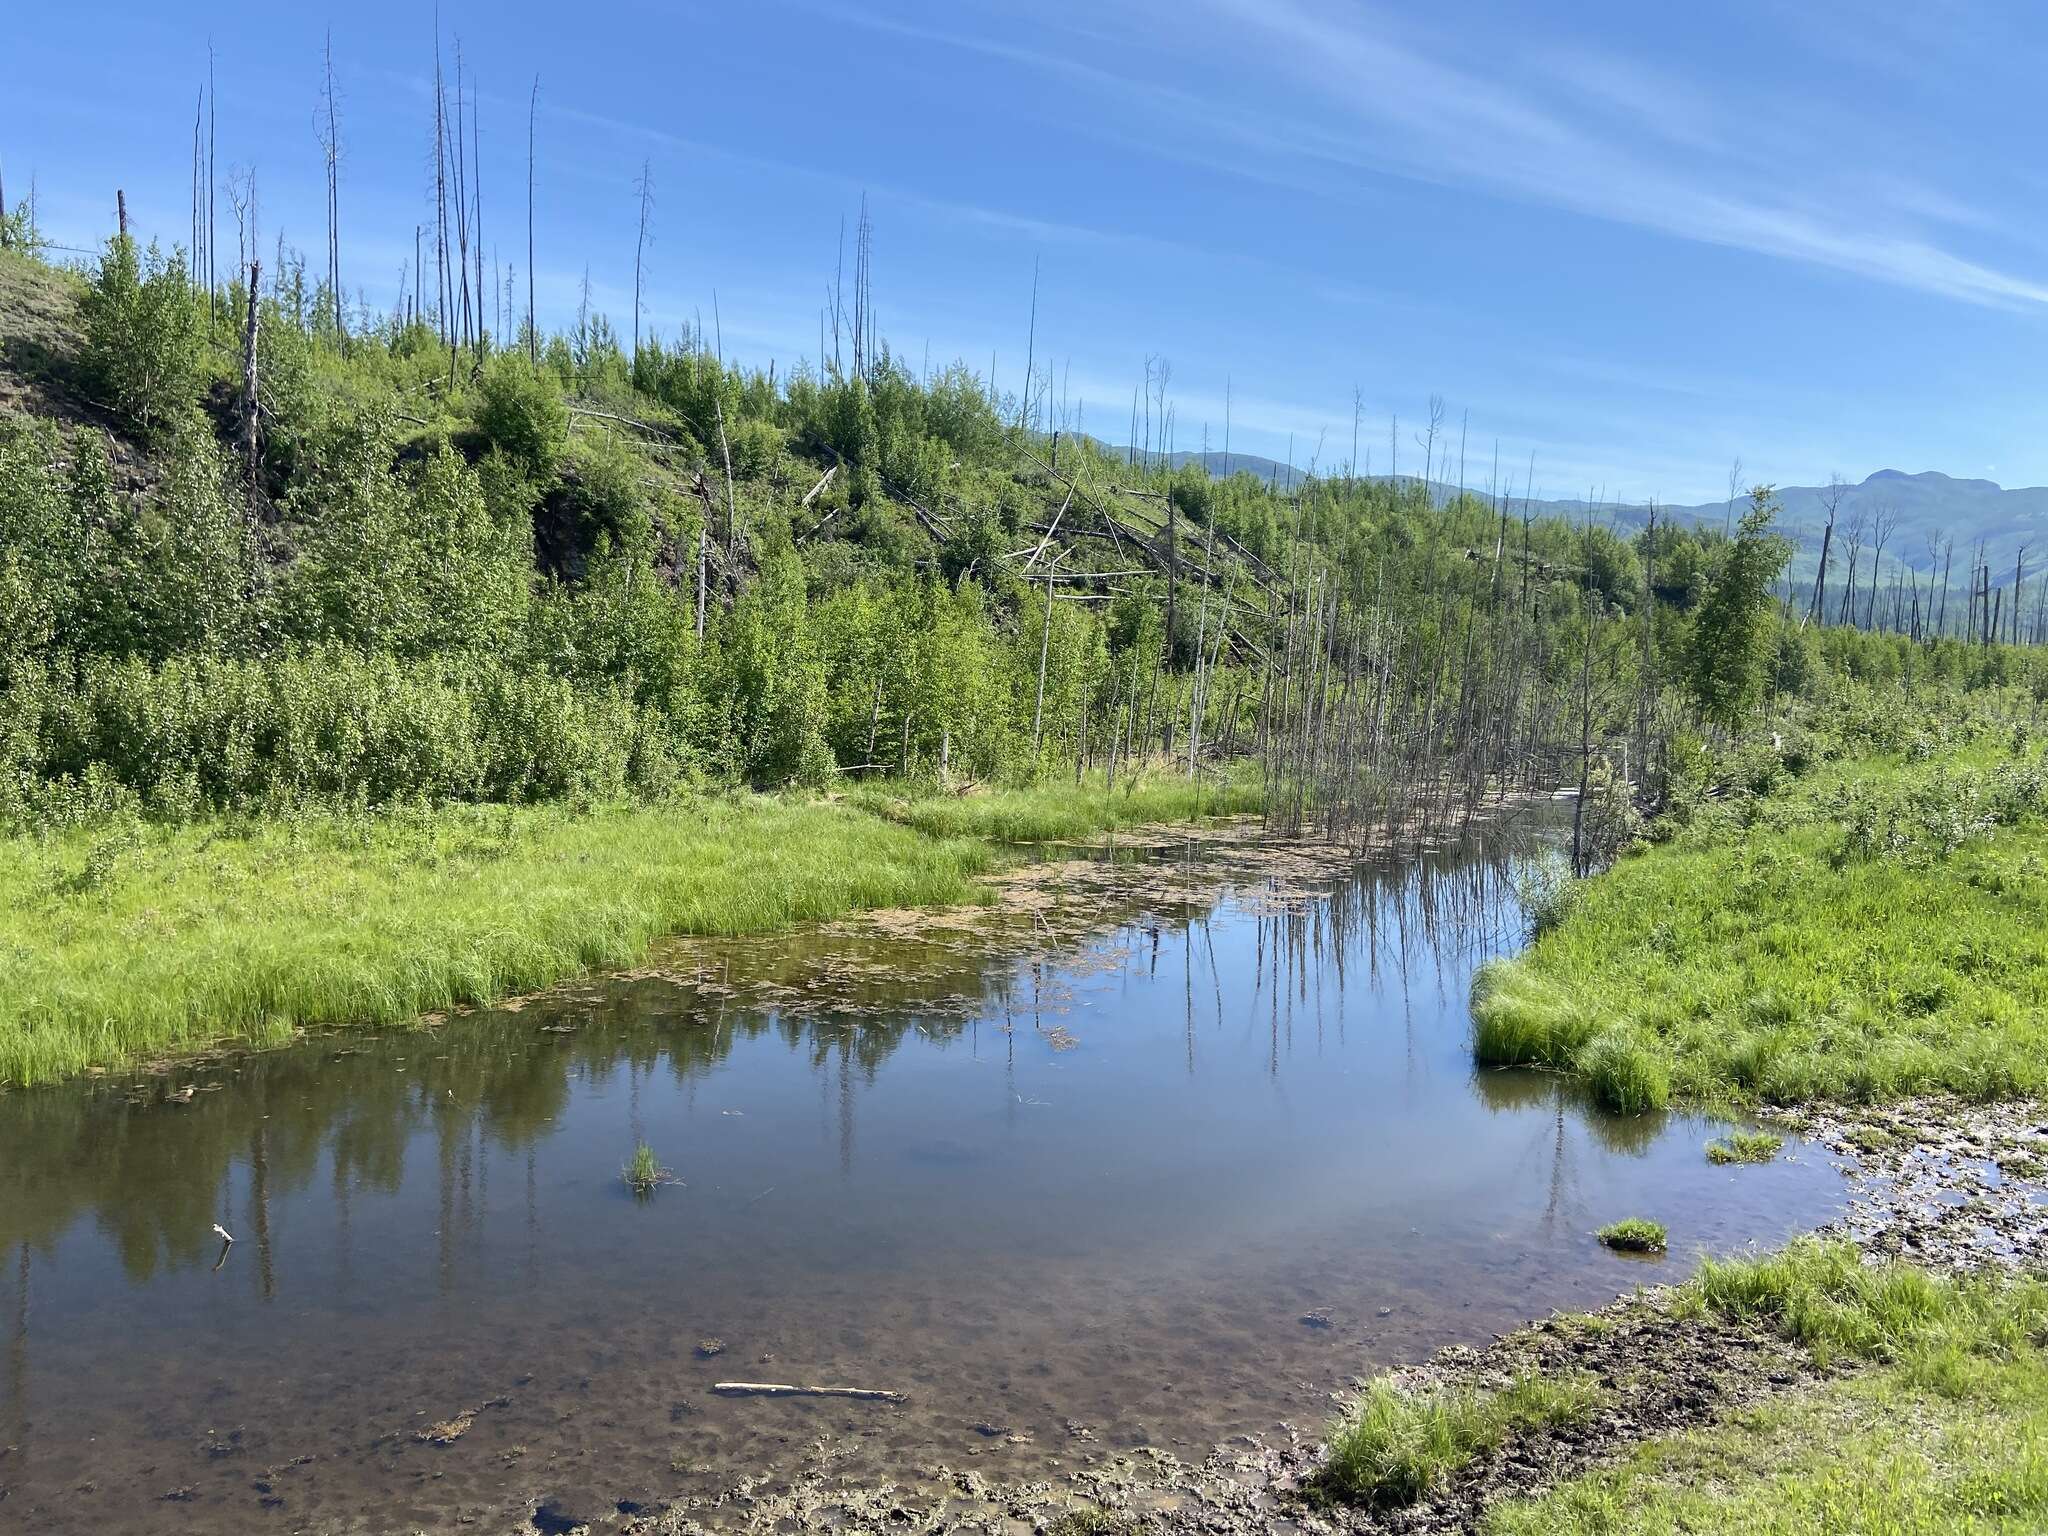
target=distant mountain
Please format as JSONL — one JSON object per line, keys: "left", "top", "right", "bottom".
{"left": 1595, "top": 471, "right": 2048, "bottom": 597}
{"left": 1089, "top": 443, "right": 1311, "bottom": 491}
{"left": 1107, "top": 447, "right": 2045, "bottom": 596}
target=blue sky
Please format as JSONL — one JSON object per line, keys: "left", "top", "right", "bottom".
{"left": 6, "top": 0, "right": 2044, "bottom": 501}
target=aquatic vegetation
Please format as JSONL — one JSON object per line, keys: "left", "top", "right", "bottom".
{"left": 1597, "top": 1219, "right": 1668, "bottom": 1253}
{"left": 624, "top": 1142, "right": 670, "bottom": 1194}
{"left": 1706, "top": 1129, "right": 1784, "bottom": 1164}
{"left": 0, "top": 769, "right": 1272, "bottom": 1085}
{"left": 1318, "top": 1372, "right": 1603, "bottom": 1506}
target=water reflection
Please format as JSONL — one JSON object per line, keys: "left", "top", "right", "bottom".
{"left": 0, "top": 815, "right": 1845, "bottom": 1534}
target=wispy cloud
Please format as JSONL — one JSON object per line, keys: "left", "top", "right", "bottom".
{"left": 1189, "top": 0, "right": 2048, "bottom": 311}
{"left": 829, "top": 0, "right": 2048, "bottom": 313}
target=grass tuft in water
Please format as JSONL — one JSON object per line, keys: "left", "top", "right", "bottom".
{"left": 623, "top": 1142, "right": 670, "bottom": 1195}
{"left": 1597, "top": 1219, "right": 1668, "bottom": 1253}
{"left": 1706, "top": 1129, "right": 1785, "bottom": 1165}
{"left": 1318, "top": 1372, "right": 1603, "bottom": 1507}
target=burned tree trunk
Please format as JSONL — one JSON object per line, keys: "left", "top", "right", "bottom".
{"left": 241, "top": 260, "right": 263, "bottom": 503}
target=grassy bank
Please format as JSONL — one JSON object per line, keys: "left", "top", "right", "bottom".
{"left": 1474, "top": 741, "right": 2048, "bottom": 1110}
{"left": 1491, "top": 1353, "right": 2048, "bottom": 1533}
{"left": 0, "top": 797, "right": 995, "bottom": 1085}
{"left": 0, "top": 774, "right": 1261, "bottom": 1087}
{"left": 1319, "top": 1240, "right": 2048, "bottom": 1522}
{"left": 844, "top": 766, "right": 1262, "bottom": 843}
{"left": 1480, "top": 1243, "right": 2048, "bottom": 1533}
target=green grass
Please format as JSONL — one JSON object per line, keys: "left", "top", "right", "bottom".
{"left": 1322, "top": 1241, "right": 2048, "bottom": 1523}
{"left": 623, "top": 1142, "right": 668, "bottom": 1194}
{"left": 0, "top": 773, "right": 1253, "bottom": 1086}
{"left": 1690, "top": 1239, "right": 2048, "bottom": 1370}
{"left": 1598, "top": 1219, "right": 1669, "bottom": 1253}
{"left": 1318, "top": 1372, "right": 1604, "bottom": 1507}
{"left": 843, "top": 766, "right": 1262, "bottom": 843}
{"left": 1475, "top": 746, "right": 2048, "bottom": 1110}
{"left": 1486, "top": 1244, "right": 2048, "bottom": 1534}
{"left": 1485, "top": 1358, "right": 2048, "bottom": 1535}
{"left": 0, "top": 796, "right": 998, "bottom": 1086}
{"left": 1707, "top": 1129, "right": 1785, "bottom": 1165}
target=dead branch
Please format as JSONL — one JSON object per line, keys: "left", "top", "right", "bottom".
{"left": 712, "top": 1382, "right": 906, "bottom": 1403}
{"left": 799, "top": 463, "right": 839, "bottom": 508}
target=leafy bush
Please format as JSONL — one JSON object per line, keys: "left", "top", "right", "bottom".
{"left": 281, "top": 441, "right": 531, "bottom": 660}
{"left": 77, "top": 236, "right": 206, "bottom": 444}
{"left": 0, "top": 648, "right": 677, "bottom": 827}
{"left": 473, "top": 352, "right": 569, "bottom": 474}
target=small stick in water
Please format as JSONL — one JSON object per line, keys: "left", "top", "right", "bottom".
{"left": 712, "top": 1382, "right": 906, "bottom": 1403}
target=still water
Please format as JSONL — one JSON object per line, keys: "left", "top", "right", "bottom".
{"left": 0, "top": 816, "right": 1845, "bottom": 1532}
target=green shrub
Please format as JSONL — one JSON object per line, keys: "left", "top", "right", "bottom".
{"left": 77, "top": 235, "right": 206, "bottom": 444}
{"left": 281, "top": 440, "right": 532, "bottom": 660}
{"left": 473, "top": 351, "right": 569, "bottom": 474}
{"left": 0, "top": 648, "right": 676, "bottom": 827}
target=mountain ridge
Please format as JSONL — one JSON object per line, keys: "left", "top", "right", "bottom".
{"left": 1103, "top": 446, "right": 2046, "bottom": 590}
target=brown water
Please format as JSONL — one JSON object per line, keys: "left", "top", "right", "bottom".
{"left": 0, "top": 816, "right": 1846, "bottom": 1532}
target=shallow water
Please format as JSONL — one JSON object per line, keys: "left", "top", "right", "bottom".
{"left": 0, "top": 815, "right": 1847, "bottom": 1532}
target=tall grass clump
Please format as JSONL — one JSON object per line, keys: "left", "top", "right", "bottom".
{"left": 1318, "top": 1373, "right": 1603, "bottom": 1507}
{"left": 623, "top": 1142, "right": 670, "bottom": 1194}
{"left": 1579, "top": 1030, "right": 1671, "bottom": 1114}
{"left": 1706, "top": 1129, "right": 1784, "bottom": 1164}
{"left": 1597, "top": 1218, "right": 1668, "bottom": 1253}
{"left": 1693, "top": 1238, "right": 2048, "bottom": 1370}
{"left": 1512, "top": 849, "right": 1582, "bottom": 935}
{"left": 1470, "top": 960, "right": 1591, "bottom": 1070}
{"left": 847, "top": 768, "right": 1263, "bottom": 844}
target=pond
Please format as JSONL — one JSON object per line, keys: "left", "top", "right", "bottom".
{"left": 0, "top": 813, "right": 1847, "bottom": 1532}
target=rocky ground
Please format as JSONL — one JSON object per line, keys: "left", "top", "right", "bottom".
{"left": 587, "top": 1096, "right": 2048, "bottom": 1536}
{"left": 1785, "top": 1096, "right": 2048, "bottom": 1273}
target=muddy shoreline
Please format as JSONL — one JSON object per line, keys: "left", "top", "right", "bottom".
{"left": 600, "top": 1096, "right": 2048, "bottom": 1536}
